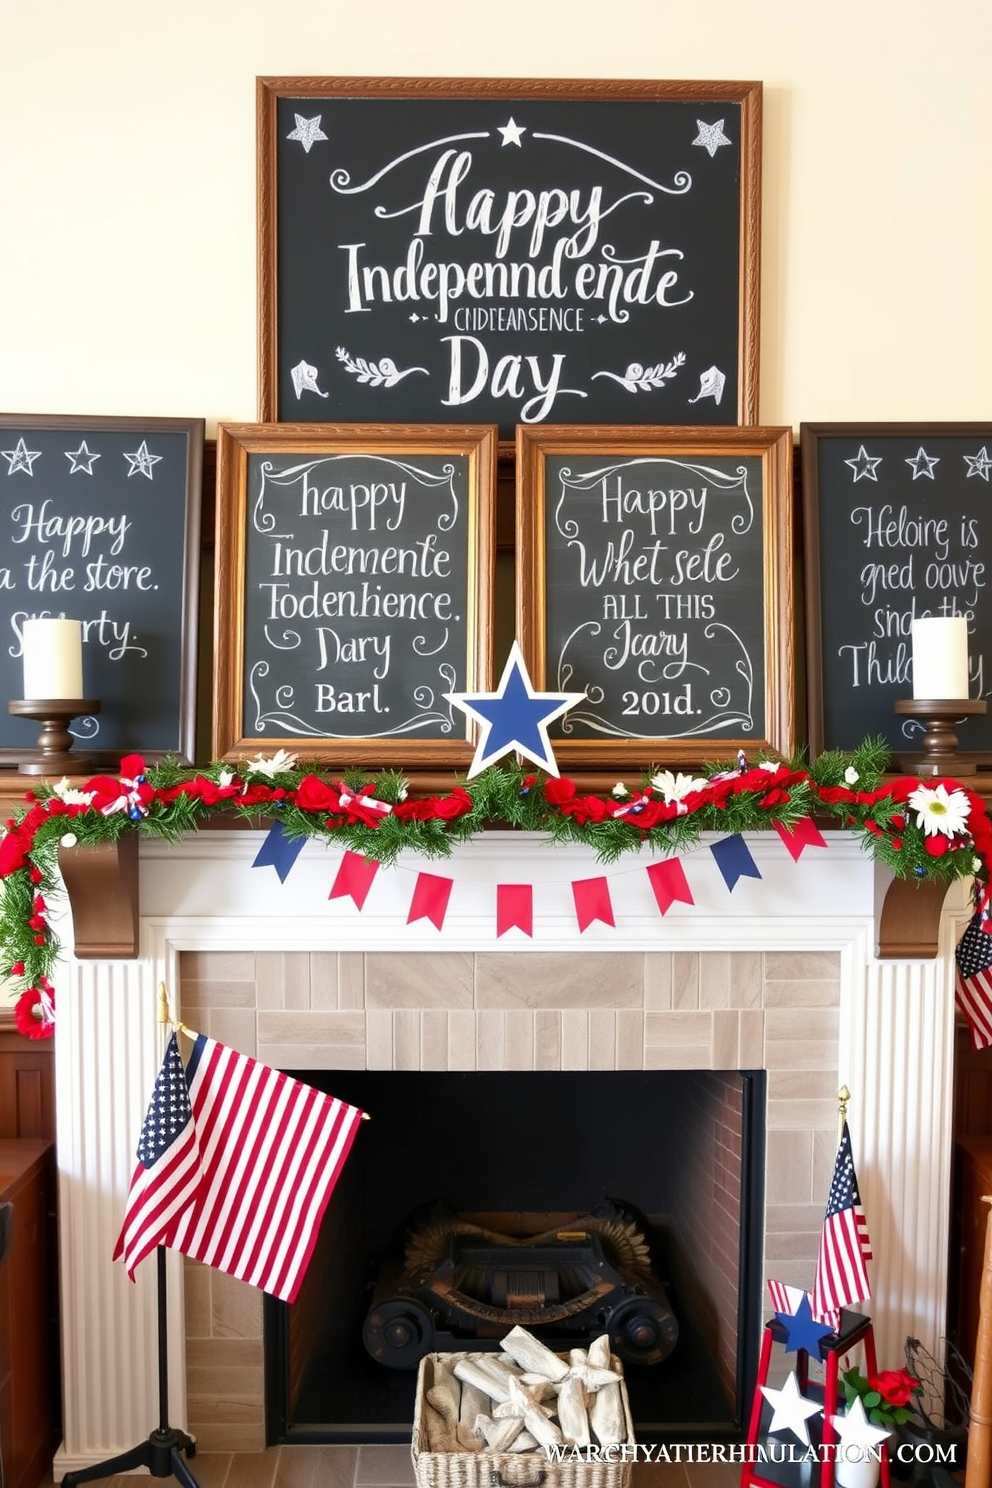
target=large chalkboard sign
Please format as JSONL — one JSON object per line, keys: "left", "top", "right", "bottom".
{"left": 516, "top": 425, "right": 794, "bottom": 768}
{"left": 0, "top": 413, "right": 202, "bottom": 764}
{"left": 802, "top": 422, "right": 992, "bottom": 760}
{"left": 213, "top": 423, "right": 496, "bottom": 767}
{"left": 258, "top": 77, "right": 761, "bottom": 441}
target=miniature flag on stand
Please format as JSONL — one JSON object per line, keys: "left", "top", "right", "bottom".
{"left": 955, "top": 904, "right": 992, "bottom": 1050}
{"left": 811, "top": 1120, "right": 873, "bottom": 1330}
{"left": 114, "top": 1032, "right": 365, "bottom": 1303}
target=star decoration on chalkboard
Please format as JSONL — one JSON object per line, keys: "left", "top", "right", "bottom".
{"left": 1, "top": 437, "right": 42, "bottom": 476}
{"left": 123, "top": 441, "right": 163, "bottom": 480}
{"left": 965, "top": 447, "right": 992, "bottom": 481}
{"left": 906, "top": 446, "right": 939, "bottom": 480}
{"left": 65, "top": 441, "right": 101, "bottom": 474}
{"left": 286, "top": 114, "right": 328, "bottom": 153}
{"left": 498, "top": 117, "right": 525, "bottom": 147}
{"left": 445, "top": 642, "right": 585, "bottom": 779}
{"left": 844, "top": 445, "right": 882, "bottom": 482}
{"left": 692, "top": 119, "right": 731, "bottom": 157}
{"left": 774, "top": 1293, "right": 832, "bottom": 1358}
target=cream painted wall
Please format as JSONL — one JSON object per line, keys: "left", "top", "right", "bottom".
{"left": 0, "top": 0, "right": 989, "bottom": 434}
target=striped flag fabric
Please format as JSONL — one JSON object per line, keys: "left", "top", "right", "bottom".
{"left": 113, "top": 1032, "right": 203, "bottom": 1279}
{"left": 115, "top": 1033, "right": 364, "bottom": 1303}
{"left": 811, "top": 1120, "right": 872, "bottom": 1329}
{"left": 767, "top": 1279, "right": 811, "bottom": 1317}
{"left": 955, "top": 910, "right": 992, "bottom": 1050}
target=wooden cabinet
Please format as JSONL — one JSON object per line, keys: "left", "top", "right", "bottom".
{"left": 950, "top": 1136, "right": 992, "bottom": 1369}
{"left": 0, "top": 1139, "right": 58, "bottom": 1488}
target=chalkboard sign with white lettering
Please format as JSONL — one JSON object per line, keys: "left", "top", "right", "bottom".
{"left": 258, "top": 77, "right": 761, "bottom": 440}
{"left": 802, "top": 422, "right": 992, "bottom": 759}
{"left": 517, "top": 425, "right": 794, "bottom": 768}
{"left": 213, "top": 423, "right": 497, "bottom": 767}
{"left": 0, "top": 413, "right": 202, "bottom": 764}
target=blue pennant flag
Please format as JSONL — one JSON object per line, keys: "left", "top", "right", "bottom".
{"left": 252, "top": 821, "right": 306, "bottom": 883}
{"left": 710, "top": 834, "right": 762, "bottom": 892}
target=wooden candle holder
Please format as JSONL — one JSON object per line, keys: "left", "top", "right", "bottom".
{"left": 7, "top": 698, "right": 101, "bottom": 776}
{"left": 893, "top": 697, "right": 987, "bottom": 777}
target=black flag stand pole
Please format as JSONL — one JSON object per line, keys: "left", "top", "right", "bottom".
{"left": 62, "top": 1246, "right": 200, "bottom": 1487}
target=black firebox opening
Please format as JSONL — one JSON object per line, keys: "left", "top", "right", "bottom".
{"left": 264, "top": 1069, "right": 765, "bottom": 1446}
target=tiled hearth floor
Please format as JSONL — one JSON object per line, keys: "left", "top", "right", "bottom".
{"left": 37, "top": 1444, "right": 741, "bottom": 1487}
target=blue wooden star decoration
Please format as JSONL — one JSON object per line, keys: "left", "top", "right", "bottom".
{"left": 445, "top": 642, "right": 585, "bottom": 779}
{"left": 775, "top": 1293, "right": 833, "bottom": 1358}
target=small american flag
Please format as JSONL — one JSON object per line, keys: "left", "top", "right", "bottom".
{"left": 113, "top": 1032, "right": 203, "bottom": 1278}
{"left": 767, "top": 1280, "right": 811, "bottom": 1316}
{"left": 811, "top": 1120, "right": 872, "bottom": 1329}
{"left": 955, "top": 910, "right": 992, "bottom": 1050}
{"left": 164, "top": 1035, "right": 364, "bottom": 1302}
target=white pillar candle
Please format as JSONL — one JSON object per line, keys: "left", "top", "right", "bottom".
{"left": 911, "top": 615, "right": 969, "bottom": 700}
{"left": 21, "top": 618, "right": 84, "bottom": 700}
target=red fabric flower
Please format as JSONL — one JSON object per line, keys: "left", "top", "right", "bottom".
{"left": 0, "top": 828, "right": 29, "bottom": 877}
{"left": 544, "top": 777, "right": 577, "bottom": 806}
{"left": 432, "top": 787, "right": 472, "bottom": 821}
{"left": 14, "top": 984, "right": 55, "bottom": 1040}
{"left": 868, "top": 1369, "right": 919, "bottom": 1408}
{"left": 294, "top": 775, "right": 340, "bottom": 812}
{"left": 924, "top": 835, "right": 949, "bottom": 857}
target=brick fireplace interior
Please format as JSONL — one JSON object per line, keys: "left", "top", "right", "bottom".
{"left": 177, "top": 941, "right": 841, "bottom": 1455}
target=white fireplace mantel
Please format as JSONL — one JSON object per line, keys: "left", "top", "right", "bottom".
{"left": 51, "top": 830, "right": 967, "bottom": 1477}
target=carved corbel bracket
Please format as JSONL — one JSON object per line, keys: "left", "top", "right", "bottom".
{"left": 874, "top": 861, "right": 955, "bottom": 959}
{"left": 58, "top": 834, "right": 139, "bottom": 959}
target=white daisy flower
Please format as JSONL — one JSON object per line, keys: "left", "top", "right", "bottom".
{"left": 907, "top": 782, "right": 971, "bottom": 838}
{"left": 612, "top": 782, "right": 629, "bottom": 799}
{"left": 650, "top": 769, "right": 708, "bottom": 804}
{"left": 758, "top": 760, "right": 782, "bottom": 774}
{"left": 50, "top": 777, "right": 96, "bottom": 806}
{"left": 244, "top": 748, "right": 298, "bottom": 779}
{"left": 216, "top": 769, "right": 236, "bottom": 789}
{"left": 844, "top": 766, "right": 860, "bottom": 785}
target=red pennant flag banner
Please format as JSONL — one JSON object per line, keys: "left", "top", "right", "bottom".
{"left": 328, "top": 851, "right": 380, "bottom": 909}
{"left": 572, "top": 876, "right": 615, "bottom": 932}
{"left": 408, "top": 872, "right": 454, "bottom": 929}
{"left": 773, "top": 816, "right": 828, "bottom": 862}
{"left": 645, "top": 859, "right": 694, "bottom": 916}
{"left": 496, "top": 884, "right": 533, "bottom": 938}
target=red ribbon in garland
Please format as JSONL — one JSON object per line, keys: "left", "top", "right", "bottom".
{"left": 571, "top": 876, "right": 615, "bottom": 932}
{"left": 328, "top": 851, "right": 381, "bottom": 909}
{"left": 496, "top": 884, "right": 533, "bottom": 938}
{"left": 408, "top": 872, "right": 453, "bottom": 929}
{"left": 645, "top": 859, "right": 694, "bottom": 916}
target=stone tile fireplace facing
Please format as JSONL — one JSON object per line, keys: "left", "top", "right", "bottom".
{"left": 52, "top": 832, "right": 961, "bottom": 1479}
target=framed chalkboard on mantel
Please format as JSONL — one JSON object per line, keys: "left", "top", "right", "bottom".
{"left": 516, "top": 425, "right": 795, "bottom": 769}
{"left": 213, "top": 423, "right": 497, "bottom": 768}
{"left": 802, "top": 422, "right": 992, "bottom": 760}
{"left": 258, "top": 76, "right": 761, "bottom": 441}
{"left": 0, "top": 413, "right": 203, "bottom": 765}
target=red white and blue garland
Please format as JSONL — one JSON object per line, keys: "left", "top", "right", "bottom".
{"left": 2, "top": 734, "right": 990, "bottom": 1039}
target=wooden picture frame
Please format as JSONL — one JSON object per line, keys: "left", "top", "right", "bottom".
{"left": 213, "top": 422, "right": 497, "bottom": 767}
{"left": 802, "top": 421, "right": 992, "bottom": 760}
{"left": 0, "top": 413, "right": 203, "bottom": 765}
{"left": 258, "top": 76, "right": 761, "bottom": 441}
{"left": 516, "top": 425, "right": 794, "bottom": 769}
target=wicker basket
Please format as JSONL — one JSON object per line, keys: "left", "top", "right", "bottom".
{"left": 411, "top": 1351, "right": 635, "bottom": 1488}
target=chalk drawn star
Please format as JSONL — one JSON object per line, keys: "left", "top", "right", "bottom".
{"left": 845, "top": 445, "right": 883, "bottom": 482}
{"left": 692, "top": 119, "right": 732, "bottom": 157}
{"left": 965, "top": 447, "right": 992, "bottom": 481}
{"left": 906, "top": 446, "right": 939, "bottom": 480}
{"left": 1, "top": 437, "right": 42, "bottom": 475}
{"left": 122, "top": 440, "right": 162, "bottom": 480}
{"left": 286, "top": 114, "right": 327, "bottom": 153}
{"left": 760, "top": 1371, "right": 822, "bottom": 1447}
{"left": 445, "top": 641, "right": 584, "bottom": 779}
{"left": 65, "top": 441, "right": 101, "bottom": 474}
{"left": 498, "top": 117, "right": 525, "bottom": 147}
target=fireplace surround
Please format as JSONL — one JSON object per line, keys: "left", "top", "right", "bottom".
{"left": 50, "top": 829, "right": 964, "bottom": 1477}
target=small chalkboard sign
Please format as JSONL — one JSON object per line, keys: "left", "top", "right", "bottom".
{"left": 802, "top": 422, "right": 992, "bottom": 758}
{"left": 0, "top": 413, "right": 202, "bottom": 764}
{"left": 213, "top": 423, "right": 497, "bottom": 767}
{"left": 258, "top": 77, "right": 761, "bottom": 440}
{"left": 516, "top": 425, "right": 794, "bottom": 768}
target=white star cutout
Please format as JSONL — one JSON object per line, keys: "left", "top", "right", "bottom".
{"left": 123, "top": 440, "right": 162, "bottom": 480}
{"left": 905, "top": 446, "right": 939, "bottom": 480}
{"left": 1, "top": 437, "right": 42, "bottom": 475}
{"left": 760, "top": 1371, "right": 823, "bottom": 1447}
{"left": 692, "top": 119, "right": 732, "bottom": 157}
{"left": 286, "top": 114, "right": 327, "bottom": 153}
{"left": 65, "top": 441, "right": 101, "bottom": 474}
{"left": 830, "top": 1395, "right": 891, "bottom": 1456}
{"left": 965, "top": 446, "right": 992, "bottom": 481}
{"left": 845, "top": 445, "right": 883, "bottom": 482}
{"left": 498, "top": 117, "right": 525, "bottom": 147}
